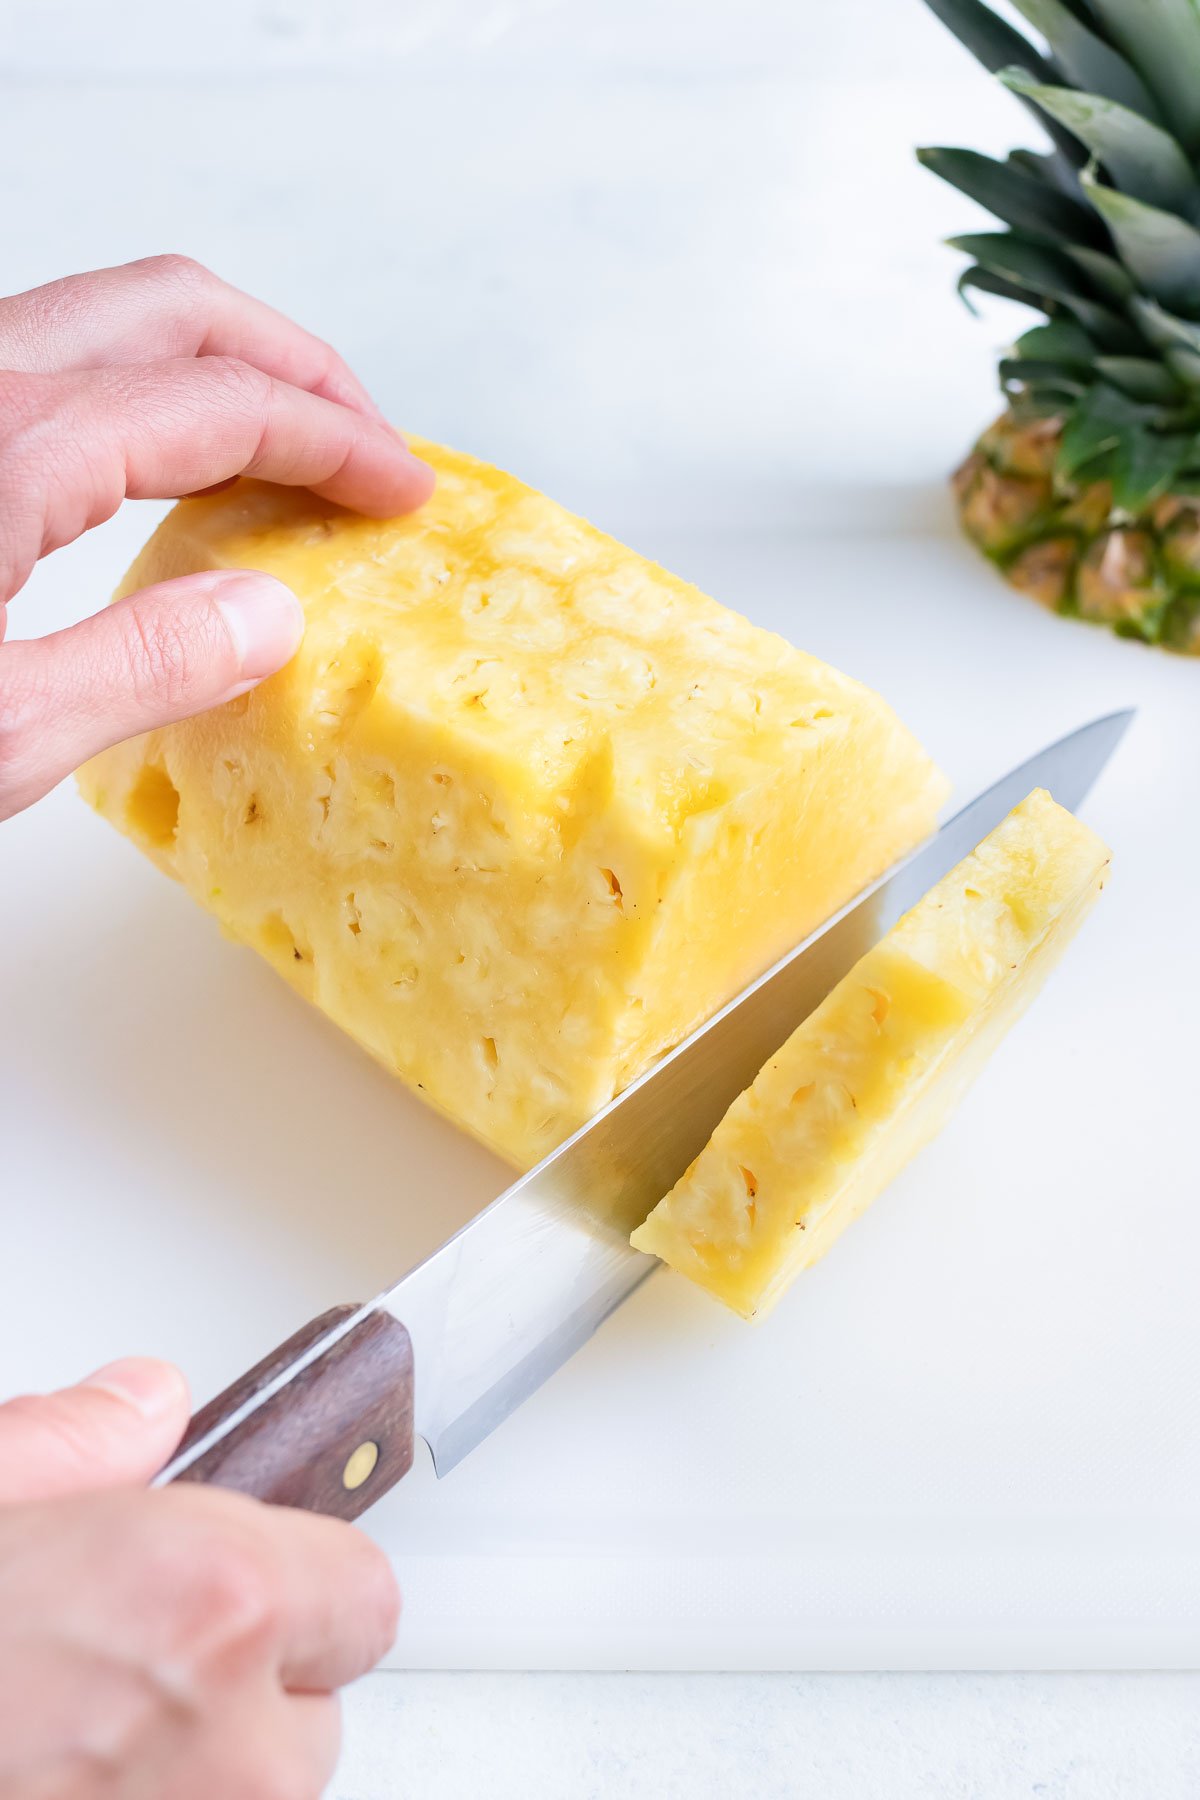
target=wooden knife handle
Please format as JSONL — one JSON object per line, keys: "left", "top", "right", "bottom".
{"left": 167, "top": 1306, "right": 415, "bottom": 1520}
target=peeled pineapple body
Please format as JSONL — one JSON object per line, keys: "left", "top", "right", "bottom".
{"left": 631, "top": 790, "right": 1109, "bottom": 1319}
{"left": 79, "top": 440, "right": 946, "bottom": 1168}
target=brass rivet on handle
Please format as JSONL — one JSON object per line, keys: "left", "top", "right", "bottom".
{"left": 342, "top": 1441, "right": 380, "bottom": 1491}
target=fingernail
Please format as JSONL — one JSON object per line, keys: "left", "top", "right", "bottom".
{"left": 215, "top": 572, "right": 305, "bottom": 682}
{"left": 82, "top": 1358, "right": 188, "bottom": 1423}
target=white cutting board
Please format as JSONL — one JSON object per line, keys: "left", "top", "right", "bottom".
{"left": 1, "top": 494, "right": 1196, "bottom": 1671}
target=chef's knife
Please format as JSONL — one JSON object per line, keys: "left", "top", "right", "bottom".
{"left": 158, "top": 709, "right": 1132, "bottom": 1518}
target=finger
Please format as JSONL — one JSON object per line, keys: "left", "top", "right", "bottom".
{"left": 142, "top": 1486, "right": 397, "bottom": 1693}
{"left": 261, "top": 1508, "right": 400, "bottom": 1691}
{"left": 282, "top": 1692, "right": 344, "bottom": 1792}
{"left": 0, "top": 360, "right": 433, "bottom": 600}
{"left": 0, "top": 254, "right": 388, "bottom": 422}
{"left": 0, "top": 1359, "right": 189, "bottom": 1502}
{"left": 0, "top": 568, "right": 303, "bottom": 820}
{"left": 204, "top": 1694, "right": 342, "bottom": 1800}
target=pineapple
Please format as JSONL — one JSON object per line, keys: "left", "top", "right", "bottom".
{"left": 920, "top": 0, "right": 1200, "bottom": 652}
{"left": 631, "top": 790, "right": 1109, "bottom": 1319}
{"left": 79, "top": 441, "right": 947, "bottom": 1169}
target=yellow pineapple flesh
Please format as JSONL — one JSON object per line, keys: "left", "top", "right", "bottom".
{"left": 630, "top": 790, "right": 1109, "bottom": 1318}
{"left": 78, "top": 440, "right": 947, "bottom": 1168}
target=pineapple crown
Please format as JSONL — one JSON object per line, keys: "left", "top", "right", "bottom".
{"left": 919, "top": 0, "right": 1200, "bottom": 513}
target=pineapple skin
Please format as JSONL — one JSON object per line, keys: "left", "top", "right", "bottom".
{"left": 78, "top": 440, "right": 948, "bottom": 1169}
{"left": 954, "top": 411, "right": 1200, "bottom": 655}
{"left": 631, "top": 789, "right": 1110, "bottom": 1319}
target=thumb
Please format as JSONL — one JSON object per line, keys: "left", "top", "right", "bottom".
{"left": 0, "top": 568, "right": 304, "bottom": 820}
{"left": 0, "top": 1358, "right": 190, "bottom": 1503}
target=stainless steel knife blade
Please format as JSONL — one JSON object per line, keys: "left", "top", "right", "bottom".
{"left": 160, "top": 709, "right": 1131, "bottom": 1485}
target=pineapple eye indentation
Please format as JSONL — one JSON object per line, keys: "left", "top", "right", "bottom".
{"left": 738, "top": 1165, "right": 758, "bottom": 1199}
{"left": 125, "top": 764, "right": 180, "bottom": 847}
{"left": 791, "top": 1083, "right": 814, "bottom": 1106}
{"left": 866, "top": 987, "right": 890, "bottom": 1028}
{"left": 482, "top": 1036, "right": 498, "bottom": 1074}
{"left": 600, "top": 867, "right": 624, "bottom": 909}
{"left": 261, "top": 912, "right": 311, "bottom": 970}
{"left": 242, "top": 795, "right": 261, "bottom": 827}
{"left": 357, "top": 768, "right": 393, "bottom": 808}
{"left": 311, "top": 637, "right": 383, "bottom": 737}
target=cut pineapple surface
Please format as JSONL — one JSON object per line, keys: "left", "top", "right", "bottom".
{"left": 631, "top": 790, "right": 1109, "bottom": 1319}
{"left": 79, "top": 439, "right": 946, "bottom": 1168}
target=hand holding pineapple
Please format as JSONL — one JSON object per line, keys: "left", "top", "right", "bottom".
{"left": 0, "top": 255, "right": 427, "bottom": 1793}
{"left": 0, "top": 255, "right": 435, "bottom": 821}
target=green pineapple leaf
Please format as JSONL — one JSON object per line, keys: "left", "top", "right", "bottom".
{"left": 916, "top": 146, "right": 1105, "bottom": 243}
{"left": 922, "top": 0, "right": 1057, "bottom": 80}
{"left": 1008, "top": 0, "right": 1163, "bottom": 119}
{"left": 957, "top": 263, "right": 1049, "bottom": 313}
{"left": 920, "top": 0, "right": 1089, "bottom": 170}
{"left": 1000, "top": 70, "right": 1200, "bottom": 215}
{"left": 1008, "top": 148, "right": 1088, "bottom": 197}
{"left": 1130, "top": 295, "right": 1200, "bottom": 355}
{"left": 1165, "top": 345, "right": 1200, "bottom": 389}
{"left": 1092, "top": 355, "right": 1188, "bottom": 402}
{"left": 1062, "top": 245, "right": 1136, "bottom": 302}
{"left": 1082, "top": 177, "right": 1200, "bottom": 315}
{"left": 1056, "top": 381, "right": 1141, "bottom": 477}
{"left": 1111, "top": 421, "right": 1195, "bottom": 510}
{"left": 948, "top": 229, "right": 1142, "bottom": 344}
{"left": 1084, "top": 0, "right": 1200, "bottom": 160}
{"left": 999, "top": 356, "right": 1089, "bottom": 390}
{"left": 948, "top": 229, "right": 1099, "bottom": 293}
{"left": 1014, "top": 319, "right": 1099, "bottom": 361}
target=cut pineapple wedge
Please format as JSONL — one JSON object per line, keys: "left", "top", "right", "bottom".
{"left": 631, "top": 789, "right": 1110, "bottom": 1318}
{"left": 78, "top": 439, "right": 946, "bottom": 1168}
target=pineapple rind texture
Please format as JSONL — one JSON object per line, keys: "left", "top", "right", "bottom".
{"left": 630, "top": 790, "right": 1110, "bottom": 1319}
{"left": 955, "top": 412, "right": 1200, "bottom": 654}
{"left": 78, "top": 440, "right": 947, "bottom": 1168}
{"left": 918, "top": 0, "right": 1200, "bottom": 654}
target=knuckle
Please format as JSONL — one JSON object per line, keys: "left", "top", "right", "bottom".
{"left": 163, "top": 1526, "right": 281, "bottom": 1663}
{"left": 193, "top": 355, "right": 274, "bottom": 469}
{"left": 0, "top": 372, "right": 60, "bottom": 489}
{"left": 0, "top": 370, "right": 106, "bottom": 582}
{"left": 195, "top": 355, "right": 274, "bottom": 458}
{"left": 0, "top": 366, "right": 39, "bottom": 427}
{"left": 312, "top": 336, "right": 346, "bottom": 391}
{"left": 203, "top": 1540, "right": 280, "bottom": 1640}
{"left": 196, "top": 353, "right": 270, "bottom": 406}
{"left": 142, "top": 251, "right": 213, "bottom": 299}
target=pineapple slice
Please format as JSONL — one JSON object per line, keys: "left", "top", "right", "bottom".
{"left": 78, "top": 439, "right": 947, "bottom": 1168}
{"left": 631, "top": 790, "right": 1109, "bottom": 1318}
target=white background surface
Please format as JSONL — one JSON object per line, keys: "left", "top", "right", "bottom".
{"left": 1, "top": 0, "right": 1197, "bottom": 1793}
